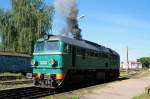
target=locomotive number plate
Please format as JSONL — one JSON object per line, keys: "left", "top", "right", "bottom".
{"left": 40, "top": 61, "right": 47, "bottom": 65}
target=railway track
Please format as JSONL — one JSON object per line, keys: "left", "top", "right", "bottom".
{"left": 0, "top": 71, "right": 138, "bottom": 99}
{"left": 0, "top": 87, "right": 55, "bottom": 99}
{"left": 0, "top": 79, "right": 32, "bottom": 85}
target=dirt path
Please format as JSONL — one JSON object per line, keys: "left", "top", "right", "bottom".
{"left": 81, "top": 76, "right": 150, "bottom": 99}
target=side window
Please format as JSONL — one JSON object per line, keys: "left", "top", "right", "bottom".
{"left": 95, "top": 52, "right": 98, "bottom": 57}
{"left": 85, "top": 49, "right": 88, "bottom": 56}
{"left": 64, "top": 44, "right": 72, "bottom": 53}
{"left": 76, "top": 47, "right": 82, "bottom": 55}
{"left": 69, "top": 45, "right": 72, "bottom": 53}
{"left": 82, "top": 49, "right": 85, "bottom": 59}
{"left": 87, "top": 50, "right": 90, "bottom": 56}
{"left": 105, "top": 63, "right": 108, "bottom": 67}
{"left": 64, "top": 44, "right": 67, "bottom": 52}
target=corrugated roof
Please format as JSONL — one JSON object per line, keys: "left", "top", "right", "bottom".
{"left": 0, "top": 52, "right": 31, "bottom": 57}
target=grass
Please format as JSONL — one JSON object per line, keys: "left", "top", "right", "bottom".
{"left": 120, "top": 69, "right": 150, "bottom": 79}
{"left": 133, "top": 69, "right": 150, "bottom": 78}
{"left": 45, "top": 95, "right": 79, "bottom": 99}
{"left": 120, "top": 70, "right": 129, "bottom": 76}
{"left": 133, "top": 92, "right": 150, "bottom": 99}
{"left": 0, "top": 72, "right": 26, "bottom": 81}
{"left": 0, "top": 72, "right": 23, "bottom": 77}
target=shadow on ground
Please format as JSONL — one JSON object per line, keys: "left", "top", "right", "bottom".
{"left": 55, "top": 77, "right": 130, "bottom": 94}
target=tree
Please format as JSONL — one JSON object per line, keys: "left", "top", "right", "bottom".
{"left": 0, "top": 9, "right": 16, "bottom": 51}
{"left": 137, "top": 57, "right": 150, "bottom": 68}
{"left": 0, "top": 0, "right": 54, "bottom": 54}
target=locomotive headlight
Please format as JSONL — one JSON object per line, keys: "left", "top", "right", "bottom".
{"left": 31, "top": 60, "right": 35, "bottom": 66}
{"left": 49, "top": 59, "right": 55, "bottom": 66}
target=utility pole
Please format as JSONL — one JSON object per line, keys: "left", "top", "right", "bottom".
{"left": 149, "top": 55, "right": 150, "bottom": 69}
{"left": 126, "top": 46, "right": 129, "bottom": 73}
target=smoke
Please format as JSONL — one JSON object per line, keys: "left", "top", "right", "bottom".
{"left": 54, "top": 0, "right": 82, "bottom": 39}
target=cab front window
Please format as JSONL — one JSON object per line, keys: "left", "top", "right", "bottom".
{"left": 47, "top": 41, "right": 59, "bottom": 51}
{"left": 35, "top": 42, "right": 44, "bottom": 52}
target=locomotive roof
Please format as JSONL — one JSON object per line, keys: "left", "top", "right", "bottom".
{"left": 37, "top": 35, "right": 119, "bottom": 56}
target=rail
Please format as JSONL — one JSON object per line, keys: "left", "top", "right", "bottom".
{"left": 0, "top": 87, "right": 55, "bottom": 99}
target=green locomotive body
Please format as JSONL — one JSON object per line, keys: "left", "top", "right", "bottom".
{"left": 32, "top": 35, "right": 120, "bottom": 88}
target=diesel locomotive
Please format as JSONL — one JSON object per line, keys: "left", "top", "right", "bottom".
{"left": 31, "top": 35, "right": 120, "bottom": 88}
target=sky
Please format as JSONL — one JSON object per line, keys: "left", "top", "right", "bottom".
{"left": 0, "top": 0, "right": 150, "bottom": 62}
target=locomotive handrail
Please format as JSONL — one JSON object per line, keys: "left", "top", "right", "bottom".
{"left": 32, "top": 66, "right": 64, "bottom": 69}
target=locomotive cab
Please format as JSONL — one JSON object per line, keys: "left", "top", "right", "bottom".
{"left": 32, "top": 36, "right": 66, "bottom": 88}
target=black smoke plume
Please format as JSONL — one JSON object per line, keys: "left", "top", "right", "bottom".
{"left": 54, "top": 0, "right": 82, "bottom": 39}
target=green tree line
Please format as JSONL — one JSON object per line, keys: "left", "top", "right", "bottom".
{"left": 0, "top": 0, "right": 53, "bottom": 54}
{"left": 138, "top": 57, "right": 150, "bottom": 68}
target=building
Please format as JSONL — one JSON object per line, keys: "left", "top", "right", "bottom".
{"left": 121, "top": 61, "right": 142, "bottom": 70}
